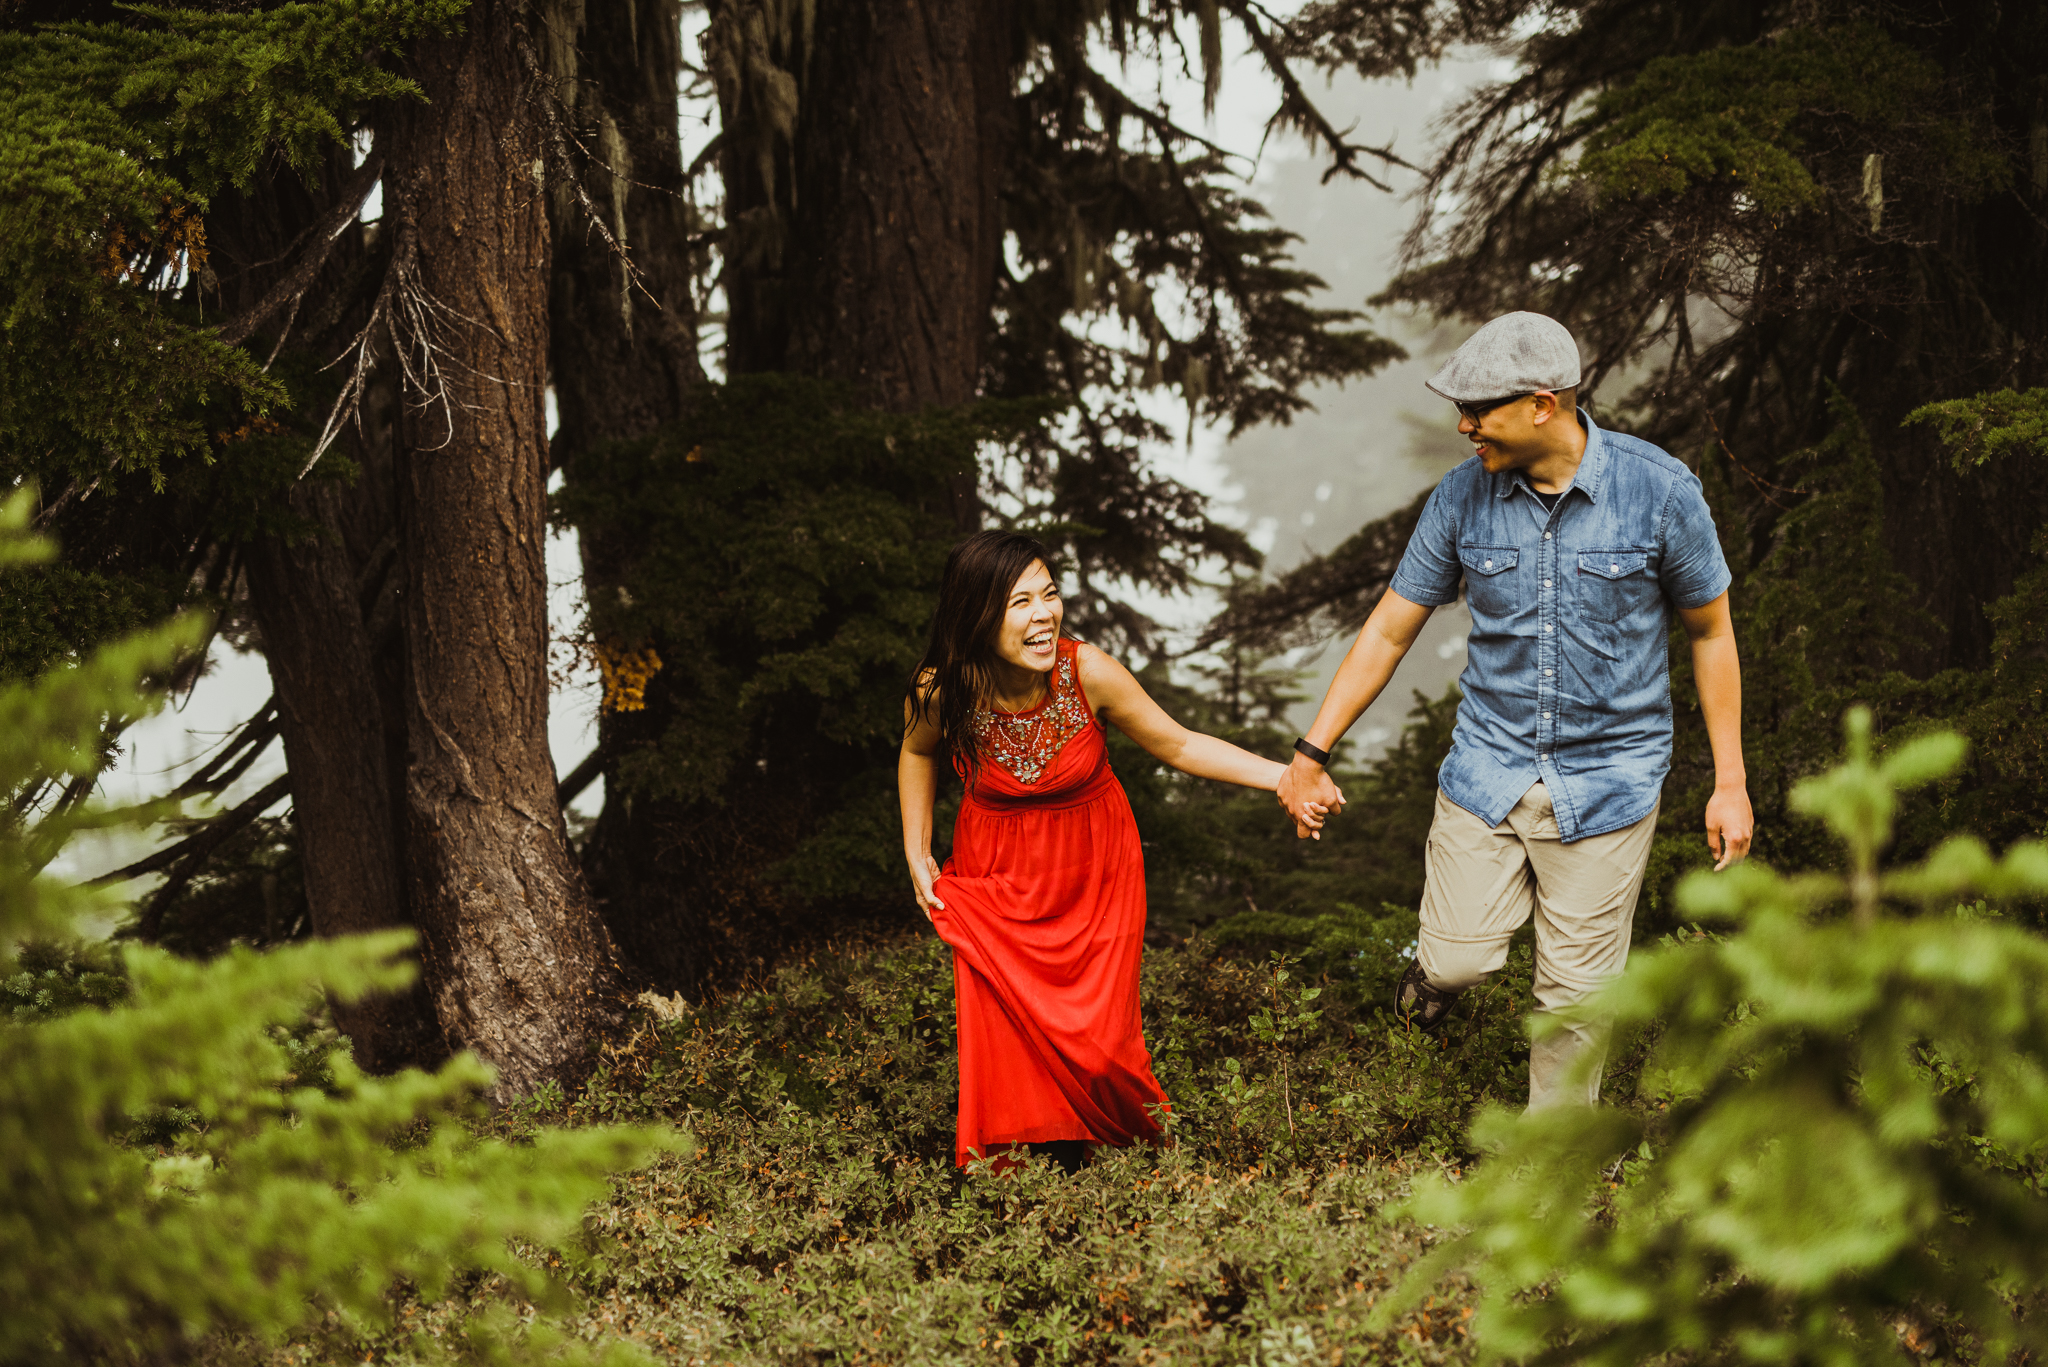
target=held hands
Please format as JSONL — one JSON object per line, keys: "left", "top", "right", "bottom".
{"left": 908, "top": 852, "right": 945, "bottom": 922}
{"left": 1705, "top": 783, "right": 1754, "bottom": 872}
{"left": 1277, "top": 754, "right": 1346, "bottom": 840}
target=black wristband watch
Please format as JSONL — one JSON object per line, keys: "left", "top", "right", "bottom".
{"left": 1293, "top": 736, "right": 1332, "bottom": 766}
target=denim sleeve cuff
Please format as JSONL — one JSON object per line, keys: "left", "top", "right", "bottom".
{"left": 1389, "top": 569, "right": 1460, "bottom": 608}
{"left": 1670, "top": 565, "right": 1733, "bottom": 610}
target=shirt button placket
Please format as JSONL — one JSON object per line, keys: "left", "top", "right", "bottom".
{"left": 1539, "top": 519, "right": 1554, "bottom": 772}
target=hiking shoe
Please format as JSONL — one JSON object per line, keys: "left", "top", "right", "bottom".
{"left": 1393, "top": 958, "right": 1462, "bottom": 1036}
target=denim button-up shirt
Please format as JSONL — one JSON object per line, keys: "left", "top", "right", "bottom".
{"left": 1388, "top": 411, "right": 1730, "bottom": 841}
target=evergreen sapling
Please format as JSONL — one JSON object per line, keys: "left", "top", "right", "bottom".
{"left": 0, "top": 489, "right": 681, "bottom": 1366}
{"left": 1383, "top": 706, "right": 2048, "bottom": 1364}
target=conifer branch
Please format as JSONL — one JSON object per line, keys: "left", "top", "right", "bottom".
{"left": 685, "top": 131, "right": 726, "bottom": 184}
{"left": 1198, "top": 489, "right": 1431, "bottom": 652}
{"left": 105, "top": 774, "right": 293, "bottom": 941}
{"left": 168, "top": 698, "right": 281, "bottom": 801}
{"left": 557, "top": 748, "right": 604, "bottom": 809}
{"left": 1075, "top": 68, "right": 1250, "bottom": 168}
{"left": 31, "top": 451, "right": 123, "bottom": 532}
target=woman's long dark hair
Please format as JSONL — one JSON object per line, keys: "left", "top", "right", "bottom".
{"left": 909, "top": 530, "right": 1060, "bottom": 773}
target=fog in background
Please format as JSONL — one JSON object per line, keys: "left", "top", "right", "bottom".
{"left": 68, "top": 39, "right": 1501, "bottom": 883}
{"left": 1135, "top": 46, "right": 1498, "bottom": 754}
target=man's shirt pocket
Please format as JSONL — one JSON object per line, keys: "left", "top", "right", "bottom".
{"left": 1460, "top": 544, "right": 1521, "bottom": 617}
{"left": 1576, "top": 549, "right": 1652, "bottom": 624}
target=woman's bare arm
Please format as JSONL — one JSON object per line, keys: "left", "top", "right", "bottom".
{"left": 1075, "top": 643, "right": 1295, "bottom": 794}
{"left": 897, "top": 685, "right": 947, "bottom": 918}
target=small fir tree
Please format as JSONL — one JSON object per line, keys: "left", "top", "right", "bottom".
{"left": 1383, "top": 706, "right": 2048, "bottom": 1364}
{"left": 0, "top": 488, "right": 679, "bottom": 1367}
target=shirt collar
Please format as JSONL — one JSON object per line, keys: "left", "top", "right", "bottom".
{"left": 1496, "top": 407, "right": 1606, "bottom": 504}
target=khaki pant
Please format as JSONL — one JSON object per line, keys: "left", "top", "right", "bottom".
{"left": 1417, "top": 785, "right": 1657, "bottom": 1110}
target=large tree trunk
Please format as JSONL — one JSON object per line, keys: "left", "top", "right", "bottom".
{"left": 542, "top": 0, "right": 710, "bottom": 986}
{"left": 780, "top": 0, "right": 1009, "bottom": 532}
{"left": 557, "top": 0, "right": 1011, "bottom": 992}
{"left": 211, "top": 156, "right": 442, "bottom": 1073}
{"left": 718, "top": 0, "right": 1009, "bottom": 427}
{"left": 241, "top": 476, "right": 440, "bottom": 1072}
{"left": 385, "top": 0, "right": 622, "bottom": 1098}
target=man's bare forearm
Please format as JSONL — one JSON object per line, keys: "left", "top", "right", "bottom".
{"left": 1277, "top": 593, "right": 1434, "bottom": 837}
{"left": 1691, "top": 632, "right": 1746, "bottom": 789}
{"left": 1676, "top": 593, "right": 1753, "bottom": 868}
{"left": 1301, "top": 592, "right": 1435, "bottom": 754}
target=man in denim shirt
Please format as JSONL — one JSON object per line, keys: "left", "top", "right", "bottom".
{"left": 1277, "top": 313, "right": 1753, "bottom": 1109}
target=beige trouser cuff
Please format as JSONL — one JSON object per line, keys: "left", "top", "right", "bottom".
{"left": 1415, "top": 785, "right": 1658, "bottom": 1110}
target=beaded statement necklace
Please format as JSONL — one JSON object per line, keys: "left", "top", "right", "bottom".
{"left": 969, "top": 648, "right": 1093, "bottom": 785}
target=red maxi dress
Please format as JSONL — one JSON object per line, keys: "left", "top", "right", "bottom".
{"left": 929, "top": 638, "right": 1171, "bottom": 1167}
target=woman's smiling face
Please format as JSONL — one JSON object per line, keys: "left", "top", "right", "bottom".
{"left": 992, "top": 559, "right": 1063, "bottom": 677}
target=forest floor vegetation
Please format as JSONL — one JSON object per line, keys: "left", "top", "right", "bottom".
{"left": 235, "top": 930, "right": 1559, "bottom": 1366}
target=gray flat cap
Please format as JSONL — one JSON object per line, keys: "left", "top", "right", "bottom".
{"left": 1425, "top": 312, "right": 1582, "bottom": 402}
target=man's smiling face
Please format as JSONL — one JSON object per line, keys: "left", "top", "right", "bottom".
{"left": 1449, "top": 388, "right": 1585, "bottom": 483}
{"left": 1457, "top": 394, "right": 1543, "bottom": 474}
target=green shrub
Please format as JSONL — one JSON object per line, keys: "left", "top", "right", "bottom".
{"left": 1387, "top": 707, "right": 2048, "bottom": 1364}
{"left": 0, "top": 489, "right": 680, "bottom": 1366}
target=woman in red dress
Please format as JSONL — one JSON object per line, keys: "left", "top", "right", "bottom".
{"left": 898, "top": 532, "right": 1320, "bottom": 1171}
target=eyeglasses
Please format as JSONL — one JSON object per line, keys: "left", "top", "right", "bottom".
{"left": 1453, "top": 391, "right": 1552, "bottom": 423}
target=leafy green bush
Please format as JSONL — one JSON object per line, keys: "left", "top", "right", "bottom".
{"left": 1388, "top": 707, "right": 2048, "bottom": 1364}
{"left": 0, "top": 490, "right": 679, "bottom": 1366}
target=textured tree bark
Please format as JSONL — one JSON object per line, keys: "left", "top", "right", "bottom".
{"left": 782, "top": 0, "right": 1008, "bottom": 418}
{"left": 560, "top": 0, "right": 1013, "bottom": 992}
{"left": 542, "top": 0, "right": 710, "bottom": 986}
{"left": 386, "top": 0, "right": 623, "bottom": 1098}
{"left": 242, "top": 479, "right": 443, "bottom": 1072}
{"left": 212, "top": 156, "right": 442, "bottom": 1073}
{"left": 717, "top": 0, "right": 1011, "bottom": 419}
{"left": 785, "top": 0, "right": 1011, "bottom": 531}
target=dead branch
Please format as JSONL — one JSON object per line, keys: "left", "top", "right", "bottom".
{"left": 515, "top": 27, "right": 656, "bottom": 316}
{"left": 1223, "top": 0, "right": 1418, "bottom": 189}
{"left": 217, "top": 152, "right": 386, "bottom": 349}
{"left": 108, "top": 774, "right": 293, "bottom": 942}
{"left": 301, "top": 193, "right": 436, "bottom": 474}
